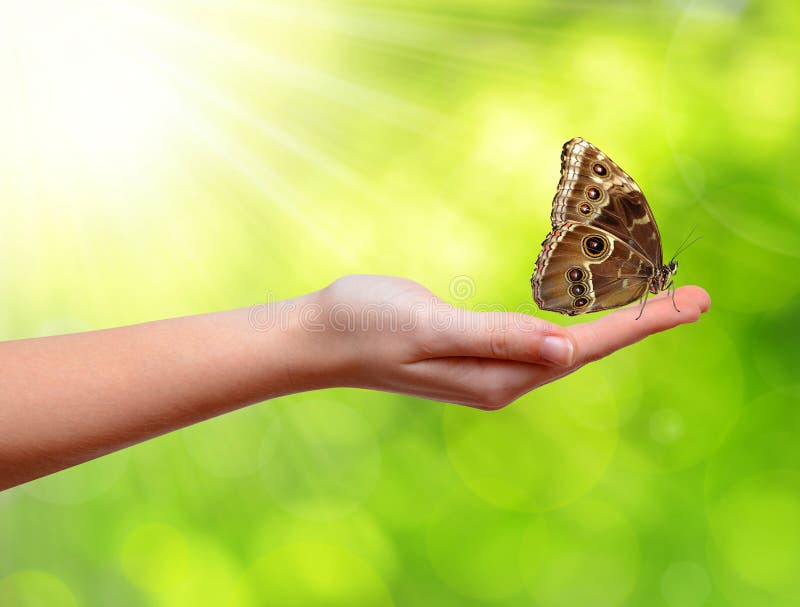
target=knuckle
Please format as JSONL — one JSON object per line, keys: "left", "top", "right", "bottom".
{"left": 412, "top": 340, "right": 436, "bottom": 359}
{"left": 488, "top": 327, "right": 509, "bottom": 359}
{"left": 581, "top": 326, "right": 606, "bottom": 363}
{"left": 483, "top": 394, "right": 513, "bottom": 410}
{"left": 474, "top": 382, "right": 514, "bottom": 410}
{"left": 516, "top": 314, "right": 556, "bottom": 334}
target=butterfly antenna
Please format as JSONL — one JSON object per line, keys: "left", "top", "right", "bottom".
{"left": 669, "top": 226, "right": 695, "bottom": 261}
{"left": 672, "top": 235, "right": 703, "bottom": 261}
{"left": 669, "top": 226, "right": 703, "bottom": 262}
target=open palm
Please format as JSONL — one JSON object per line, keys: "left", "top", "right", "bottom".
{"left": 312, "top": 274, "right": 711, "bottom": 409}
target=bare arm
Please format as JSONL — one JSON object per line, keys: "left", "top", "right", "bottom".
{"left": 0, "top": 275, "right": 710, "bottom": 490}
{"left": 0, "top": 297, "right": 317, "bottom": 490}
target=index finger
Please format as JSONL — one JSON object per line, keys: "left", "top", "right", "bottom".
{"left": 567, "top": 286, "right": 711, "bottom": 364}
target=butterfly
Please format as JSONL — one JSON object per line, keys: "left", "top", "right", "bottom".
{"left": 531, "top": 137, "right": 679, "bottom": 317}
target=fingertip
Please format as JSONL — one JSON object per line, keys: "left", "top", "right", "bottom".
{"left": 675, "top": 285, "right": 711, "bottom": 316}
{"left": 696, "top": 287, "right": 711, "bottom": 313}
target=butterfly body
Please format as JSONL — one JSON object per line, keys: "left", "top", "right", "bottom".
{"left": 531, "top": 138, "right": 676, "bottom": 316}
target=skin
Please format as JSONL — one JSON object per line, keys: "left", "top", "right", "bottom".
{"left": 0, "top": 274, "right": 710, "bottom": 490}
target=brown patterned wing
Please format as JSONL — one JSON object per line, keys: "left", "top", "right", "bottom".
{"left": 531, "top": 222, "right": 653, "bottom": 315}
{"left": 551, "top": 137, "right": 663, "bottom": 265}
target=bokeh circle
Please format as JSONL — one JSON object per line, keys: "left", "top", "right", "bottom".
{"left": 22, "top": 449, "right": 128, "bottom": 505}
{"left": 0, "top": 570, "right": 78, "bottom": 607}
{"left": 425, "top": 489, "right": 528, "bottom": 601}
{"left": 661, "top": 561, "right": 711, "bottom": 607}
{"left": 710, "top": 470, "right": 800, "bottom": 600}
{"left": 615, "top": 316, "right": 743, "bottom": 473}
{"left": 662, "top": 1, "right": 800, "bottom": 258}
{"left": 443, "top": 373, "right": 620, "bottom": 512}
{"left": 244, "top": 541, "right": 393, "bottom": 606}
{"left": 752, "top": 299, "right": 800, "bottom": 395}
{"left": 120, "top": 523, "right": 249, "bottom": 605}
{"left": 259, "top": 398, "right": 380, "bottom": 520}
{"left": 182, "top": 405, "right": 281, "bottom": 479}
{"left": 706, "top": 390, "right": 800, "bottom": 604}
{"left": 519, "top": 499, "right": 640, "bottom": 607}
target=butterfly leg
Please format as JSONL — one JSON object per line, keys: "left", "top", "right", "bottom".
{"left": 635, "top": 289, "right": 651, "bottom": 321}
{"left": 667, "top": 280, "right": 680, "bottom": 313}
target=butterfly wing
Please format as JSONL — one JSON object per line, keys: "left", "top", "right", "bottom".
{"left": 531, "top": 222, "right": 652, "bottom": 315}
{"left": 551, "top": 137, "right": 663, "bottom": 265}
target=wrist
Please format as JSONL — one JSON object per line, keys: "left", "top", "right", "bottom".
{"left": 258, "top": 289, "right": 352, "bottom": 395}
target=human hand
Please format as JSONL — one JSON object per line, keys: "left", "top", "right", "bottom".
{"left": 297, "top": 275, "right": 711, "bottom": 409}
{"left": 0, "top": 272, "right": 710, "bottom": 489}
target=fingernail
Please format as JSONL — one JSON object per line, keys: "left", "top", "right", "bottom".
{"left": 541, "top": 336, "right": 574, "bottom": 366}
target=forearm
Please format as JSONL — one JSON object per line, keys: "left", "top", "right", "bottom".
{"left": 0, "top": 273, "right": 710, "bottom": 491}
{"left": 0, "top": 294, "right": 331, "bottom": 490}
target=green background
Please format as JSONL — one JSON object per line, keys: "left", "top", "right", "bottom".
{"left": 1, "top": 0, "right": 799, "bottom": 605}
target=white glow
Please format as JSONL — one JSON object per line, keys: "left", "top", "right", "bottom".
{"left": 0, "top": 0, "right": 176, "bottom": 174}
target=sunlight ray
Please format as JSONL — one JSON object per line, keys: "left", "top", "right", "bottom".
{"left": 132, "top": 46, "right": 371, "bottom": 198}
{"left": 226, "top": 1, "right": 551, "bottom": 80}
{"left": 110, "top": 41, "right": 368, "bottom": 266}
{"left": 174, "top": 102, "right": 350, "bottom": 263}
{"left": 112, "top": 0, "right": 443, "bottom": 134}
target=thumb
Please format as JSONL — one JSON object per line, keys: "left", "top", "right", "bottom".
{"left": 429, "top": 310, "right": 576, "bottom": 366}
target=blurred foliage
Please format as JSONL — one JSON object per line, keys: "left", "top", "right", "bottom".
{"left": 1, "top": 0, "right": 799, "bottom": 605}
